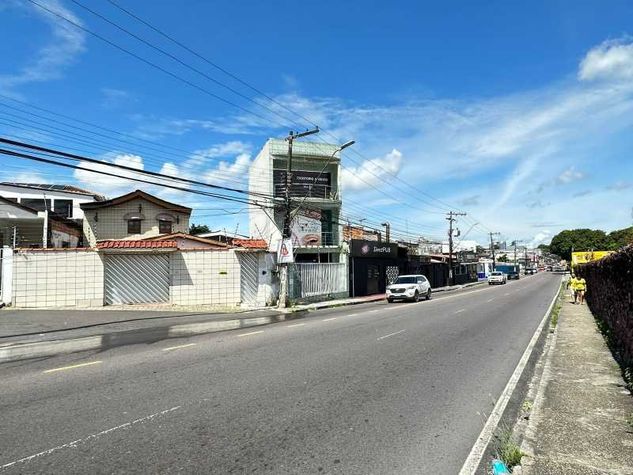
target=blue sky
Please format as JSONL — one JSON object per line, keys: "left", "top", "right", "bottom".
{"left": 1, "top": 0, "right": 633, "bottom": 246}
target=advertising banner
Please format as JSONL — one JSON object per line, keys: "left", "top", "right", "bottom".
{"left": 277, "top": 238, "right": 294, "bottom": 263}
{"left": 291, "top": 210, "right": 322, "bottom": 247}
{"left": 571, "top": 251, "right": 614, "bottom": 266}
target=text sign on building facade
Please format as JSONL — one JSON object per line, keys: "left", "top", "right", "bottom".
{"left": 273, "top": 170, "right": 331, "bottom": 198}
{"left": 350, "top": 239, "right": 398, "bottom": 259}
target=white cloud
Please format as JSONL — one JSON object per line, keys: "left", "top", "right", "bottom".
{"left": 0, "top": 0, "right": 86, "bottom": 95}
{"left": 579, "top": 39, "right": 633, "bottom": 81}
{"left": 73, "top": 153, "right": 146, "bottom": 196}
{"left": 556, "top": 166, "right": 585, "bottom": 184}
{"left": 341, "top": 149, "right": 402, "bottom": 191}
{"left": 606, "top": 180, "right": 632, "bottom": 191}
{"left": 100, "top": 88, "right": 135, "bottom": 109}
{"left": 529, "top": 230, "right": 552, "bottom": 248}
{"left": 203, "top": 153, "right": 252, "bottom": 185}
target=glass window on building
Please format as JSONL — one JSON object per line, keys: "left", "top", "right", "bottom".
{"left": 128, "top": 219, "right": 142, "bottom": 234}
{"left": 54, "top": 199, "right": 73, "bottom": 218}
{"left": 21, "top": 198, "right": 51, "bottom": 212}
{"left": 159, "top": 219, "right": 172, "bottom": 234}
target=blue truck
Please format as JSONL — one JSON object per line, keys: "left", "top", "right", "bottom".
{"left": 495, "top": 264, "right": 520, "bottom": 280}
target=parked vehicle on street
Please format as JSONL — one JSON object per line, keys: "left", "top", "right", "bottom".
{"left": 488, "top": 271, "right": 507, "bottom": 285}
{"left": 495, "top": 264, "right": 520, "bottom": 280}
{"left": 525, "top": 267, "right": 537, "bottom": 275}
{"left": 386, "top": 275, "right": 432, "bottom": 302}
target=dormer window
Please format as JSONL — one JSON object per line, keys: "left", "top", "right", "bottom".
{"left": 159, "top": 219, "right": 172, "bottom": 234}
{"left": 128, "top": 219, "right": 142, "bottom": 234}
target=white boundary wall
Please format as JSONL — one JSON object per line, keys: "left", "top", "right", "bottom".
{"left": 12, "top": 250, "right": 104, "bottom": 307}
{"left": 10, "top": 249, "right": 276, "bottom": 308}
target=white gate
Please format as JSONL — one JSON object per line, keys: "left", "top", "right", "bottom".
{"left": 105, "top": 253, "right": 170, "bottom": 305}
{"left": 238, "top": 252, "right": 259, "bottom": 306}
{"left": 293, "top": 262, "right": 348, "bottom": 298}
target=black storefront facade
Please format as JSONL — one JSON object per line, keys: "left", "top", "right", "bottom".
{"left": 349, "top": 240, "right": 408, "bottom": 297}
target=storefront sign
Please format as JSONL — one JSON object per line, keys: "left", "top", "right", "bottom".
{"left": 350, "top": 239, "right": 398, "bottom": 259}
{"left": 273, "top": 170, "right": 331, "bottom": 198}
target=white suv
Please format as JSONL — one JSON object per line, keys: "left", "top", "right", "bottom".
{"left": 386, "top": 275, "right": 432, "bottom": 303}
{"left": 488, "top": 271, "right": 507, "bottom": 285}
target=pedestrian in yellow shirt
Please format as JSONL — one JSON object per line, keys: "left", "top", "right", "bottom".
{"left": 567, "top": 275, "right": 579, "bottom": 304}
{"left": 576, "top": 276, "right": 587, "bottom": 305}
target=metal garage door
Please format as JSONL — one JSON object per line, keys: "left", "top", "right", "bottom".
{"left": 238, "top": 252, "right": 259, "bottom": 306}
{"left": 105, "top": 254, "right": 170, "bottom": 305}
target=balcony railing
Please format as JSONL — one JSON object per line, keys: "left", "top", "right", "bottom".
{"left": 293, "top": 231, "right": 338, "bottom": 247}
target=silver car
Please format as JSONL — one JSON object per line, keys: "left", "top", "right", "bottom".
{"left": 386, "top": 274, "right": 432, "bottom": 303}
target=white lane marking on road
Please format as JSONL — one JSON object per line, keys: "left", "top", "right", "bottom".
{"left": 287, "top": 323, "right": 305, "bottom": 327}
{"left": 43, "top": 361, "right": 102, "bottom": 374}
{"left": 504, "top": 292, "right": 510, "bottom": 296}
{"left": 377, "top": 330, "right": 405, "bottom": 341}
{"left": 346, "top": 313, "right": 358, "bottom": 317}
{"left": 366, "top": 310, "right": 379, "bottom": 314}
{"left": 459, "top": 277, "right": 562, "bottom": 475}
{"left": 237, "top": 330, "right": 264, "bottom": 337}
{"left": 486, "top": 298, "right": 494, "bottom": 303}
{"left": 322, "top": 317, "right": 338, "bottom": 322}
{"left": 162, "top": 343, "right": 196, "bottom": 352}
{"left": 0, "top": 406, "right": 181, "bottom": 469}
{"left": 455, "top": 308, "right": 466, "bottom": 314}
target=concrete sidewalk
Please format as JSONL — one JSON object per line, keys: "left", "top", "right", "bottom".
{"left": 520, "top": 299, "right": 633, "bottom": 473}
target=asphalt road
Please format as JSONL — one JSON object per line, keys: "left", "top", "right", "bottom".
{"left": 0, "top": 273, "right": 561, "bottom": 474}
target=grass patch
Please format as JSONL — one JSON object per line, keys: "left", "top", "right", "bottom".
{"left": 494, "top": 429, "right": 525, "bottom": 470}
{"left": 626, "top": 412, "right": 633, "bottom": 429}
{"left": 550, "top": 281, "right": 565, "bottom": 328}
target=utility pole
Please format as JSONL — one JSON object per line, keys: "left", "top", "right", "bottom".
{"left": 446, "top": 211, "right": 467, "bottom": 286}
{"left": 278, "top": 127, "right": 319, "bottom": 309}
{"left": 489, "top": 231, "right": 500, "bottom": 270}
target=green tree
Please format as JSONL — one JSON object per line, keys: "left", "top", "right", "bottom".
{"left": 537, "top": 243, "right": 550, "bottom": 253}
{"left": 497, "top": 254, "right": 509, "bottom": 262}
{"left": 189, "top": 223, "right": 210, "bottom": 235}
{"left": 606, "top": 226, "right": 633, "bottom": 250}
{"left": 549, "top": 228, "right": 608, "bottom": 261}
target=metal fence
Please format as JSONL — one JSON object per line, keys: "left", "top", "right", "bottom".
{"left": 289, "top": 262, "right": 348, "bottom": 300}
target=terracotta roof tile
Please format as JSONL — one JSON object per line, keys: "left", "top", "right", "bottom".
{"left": 233, "top": 239, "right": 268, "bottom": 250}
{"left": 97, "top": 240, "right": 177, "bottom": 250}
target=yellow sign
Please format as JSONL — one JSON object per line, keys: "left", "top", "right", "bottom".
{"left": 571, "top": 251, "right": 614, "bottom": 266}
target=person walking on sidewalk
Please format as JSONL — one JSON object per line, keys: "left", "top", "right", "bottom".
{"left": 567, "top": 274, "right": 579, "bottom": 304}
{"left": 576, "top": 275, "right": 587, "bottom": 304}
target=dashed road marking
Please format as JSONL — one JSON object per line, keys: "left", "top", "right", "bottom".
{"left": 377, "top": 330, "right": 405, "bottom": 340}
{"left": 238, "top": 330, "right": 264, "bottom": 337}
{"left": 504, "top": 293, "right": 510, "bottom": 296}
{"left": 322, "top": 317, "right": 338, "bottom": 322}
{"left": 43, "top": 361, "right": 102, "bottom": 374}
{"left": 346, "top": 313, "right": 358, "bottom": 317}
{"left": 287, "top": 323, "right": 305, "bottom": 327}
{"left": 486, "top": 298, "right": 494, "bottom": 303}
{"left": 455, "top": 308, "right": 466, "bottom": 314}
{"left": 162, "top": 343, "right": 196, "bottom": 352}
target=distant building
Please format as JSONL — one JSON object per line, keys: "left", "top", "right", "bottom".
{"left": 0, "top": 182, "right": 104, "bottom": 221}
{"left": 249, "top": 139, "right": 343, "bottom": 263}
{"left": 342, "top": 225, "right": 380, "bottom": 242}
{"left": 80, "top": 189, "right": 191, "bottom": 247}
{"left": 196, "top": 230, "right": 249, "bottom": 245}
{"left": 0, "top": 196, "right": 82, "bottom": 247}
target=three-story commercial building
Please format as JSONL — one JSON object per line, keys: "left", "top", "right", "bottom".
{"left": 249, "top": 139, "right": 343, "bottom": 263}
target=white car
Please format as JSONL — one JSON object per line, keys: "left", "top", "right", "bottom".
{"left": 488, "top": 271, "right": 507, "bottom": 285}
{"left": 386, "top": 275, "right": 432, "bottom": 303}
